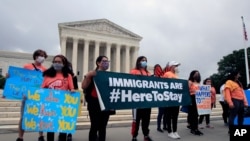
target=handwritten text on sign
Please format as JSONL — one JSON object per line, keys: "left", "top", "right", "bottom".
{"left": 3, "top": 66, "right": 43, "bottom": 100}
{"left": 22, "top": 88, "right": 80, "bottom": 133}
{"left": 195, "top": 85, "right": 211, "bottom": 115}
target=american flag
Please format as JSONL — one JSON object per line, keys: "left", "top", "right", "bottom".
{"left": 242, "top": 16, "right": 248, "bottom": 41}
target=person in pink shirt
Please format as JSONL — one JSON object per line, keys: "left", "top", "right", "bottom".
{"left": 42, "top": 54, "right": 74, "bottom": 141}
{"left": 16, "top": 49, "right": 47, "bottom": 141}
{"left": 198, "top": 78, "right": 216, "bottom": 128}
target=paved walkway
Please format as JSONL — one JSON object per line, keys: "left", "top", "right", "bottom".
{"left": 0, "top": 119, "right": 229, "bottom": 141}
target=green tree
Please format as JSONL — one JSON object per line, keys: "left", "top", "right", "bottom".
{"left": 211, "top": 47, "right": 250, "bottom": 92}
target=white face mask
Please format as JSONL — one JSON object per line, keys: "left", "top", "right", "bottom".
{"left": 36, "top": 56, "right": 45, "bottom": 64}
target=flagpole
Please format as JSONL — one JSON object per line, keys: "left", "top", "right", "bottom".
{"left": 244, "top": 41, "right": 249, "bottom": 86}
{"left": 241, "top": 16, "right": 249, "bottom": 86}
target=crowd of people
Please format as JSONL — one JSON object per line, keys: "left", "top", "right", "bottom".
{"left": 3, "top": 49, "right": 249, "bottom": 141}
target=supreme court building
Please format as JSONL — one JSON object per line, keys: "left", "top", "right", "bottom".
{"left": 58, "top": 19, "right": 143, "bottom": 80}
{"left": 0, "top": 19, "right": 144, "bottom": 82}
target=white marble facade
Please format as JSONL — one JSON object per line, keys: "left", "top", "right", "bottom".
{"left": 0, "top": 19, "right": 143, "bottom": 81}
{"left": 58, "top": 19, "right": 142, "bottom": 80}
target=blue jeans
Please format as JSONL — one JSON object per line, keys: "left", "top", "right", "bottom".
{"left": 228, "top": 98, "right": 245, "bottom": 126}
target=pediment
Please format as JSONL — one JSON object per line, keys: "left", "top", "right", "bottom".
{"left": 59, "top": 19, "right": 142, "bottom": 39}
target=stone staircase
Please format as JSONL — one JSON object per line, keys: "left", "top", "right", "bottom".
{"left": 0, "top": 90, "right": 223, "bottom": 131}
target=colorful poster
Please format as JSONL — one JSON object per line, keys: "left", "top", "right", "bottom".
{"left": 196, "top": 85, "right": 211, "bottom": 115}
{"left": 22, "top": 88, "right": 80, "bottom": 133}
{"left": 3, "top": 66, "right": 43, "bottom": 100}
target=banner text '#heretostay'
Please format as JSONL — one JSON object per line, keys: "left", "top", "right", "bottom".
{"left": 109, "top": 89, "right": 183, "bottom": 103}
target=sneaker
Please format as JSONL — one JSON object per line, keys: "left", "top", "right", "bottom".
{"left": 191, "top": 130, "right": 203, "bottom": 136}
{"left": 168, "top": 132, "right": 178, "bottom": 139}
{"left": 157, "top": 128, "right": 164, "bottom": 133}
{"left": 173, "top": 132, "right": 181, "bottom": 139}
{"left": 38, "top": 136, "right": 45, "bottom": 141}
{"left": 206, "top": 124, "right": 214, "bottom": 128}
{"left": 186, "top": 125, "right": 191, "bottom": 129}
{"left": 67, "top": 134, "right": 72, "bottom": 141}
{"left": 144, "top": 136, "right": 153, "bottom": 141}
{"left": 199, "top": 124, "right": 204, "bottom": 129}
{"left": 131, "top": 137, "right": 137, "bottom": 141}
{"left": 16, "top": 138, "right": 23, "bottom": 141}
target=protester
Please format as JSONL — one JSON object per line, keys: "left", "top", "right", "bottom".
{"left": 162, "top": 62, "right": 170, "bottom": 131}
{"left": 130, "top": 56, "right": 153, "bottom": 141}
{"left": 224, "top": 69, "right": 248, "bottom": 133}
{"left": 219, "top": 83, "right": 229, "bottom": 126}
{"left": 198, "top": 77, "right": 216, "bottom": 128}
{"left": 187, "top": 70, "right": 204, "bottom": 135}
{"left": 153, "top": 64, "right": 165, "bottom": 133}
{"left": 42, "top": 54, "right": 74, "bottom": 141}
{"left": 82, "top": 55, "right": 111, "bottom": 141}
{"left": 163, "top": 61, "right": 181, "bottom": 139}
{"left": 15, "top": 49, "right": 47, "bottom": 141}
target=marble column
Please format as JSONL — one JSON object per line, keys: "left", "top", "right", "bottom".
{"left": 83, "top": 40, "right": 89, "bottom": 75}
{"left": 94, "top": 41, "right": 100, "bottom": 68}
{"left": 72, "top": 38, "right": 78, "bottom": 74}
{"left": 115, "top": 45, "right": 120, "bottom": 72}
{"left": 106, "top": 43, "right": 111, "bottom": 71}
{"left": 132, "top": 47, "right": 139, "bottom": 68}
{"left": 60, "top": 36, "right": 67, "bottom": 56}
{"left": 125, "top": 46, "right": 130, "bottom": 73}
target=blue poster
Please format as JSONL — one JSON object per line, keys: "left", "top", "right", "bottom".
{"left": 22, "top": 88, "right": 81, "bottom": 133}
{"left": 3, "top": 66, "right": 43, "bottom": 100}
{"left": 234, "top": 90, "right": 250, "bottom": 125}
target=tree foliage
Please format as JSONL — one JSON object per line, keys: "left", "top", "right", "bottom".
{"left": 211, "top": 48, "right": 250, "bottom": 93}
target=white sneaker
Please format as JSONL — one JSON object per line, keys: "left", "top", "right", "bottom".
{"left": 173, "top": 132, "right": 180, "bottom": 139}
{"left": 168, "top": 132, "right": 178, "bottom": 139}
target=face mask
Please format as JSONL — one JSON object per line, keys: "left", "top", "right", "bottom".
{"left": 53, "top": 63, "right": 64, "bottom": 71}
{"left": 140, "top": 61, "right": 147, "bottom": 68}
{"left": 36, "top": 56, "right": 45, "bottom": 64}
{"left": 101, "top": 62, "right": 109, "bottom": 70}
{"left": 174, "top": 67, "right": 179, "bottom": 73}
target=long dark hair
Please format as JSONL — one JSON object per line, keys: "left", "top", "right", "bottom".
{"left": 135, "top": 56, "right": 149, "bottom": 72}
{"left": 188, "top": 70, "right": 201, "bottom": 83}
{"left": 203, "top": 77, "right": 213, "bottom": 86}
{"left": 43, "top": 54, "right": 71, "bottom": 78}
{"left": 95, "top": 55, "right": 108, "bottom": 70}
{"left": 227, "top": 69, "right": 243, "bottom": 88}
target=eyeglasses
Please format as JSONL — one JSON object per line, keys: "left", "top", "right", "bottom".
{"left": 102, "top": 60, "right": 110, "bottom": 63}
{"left": 53, "top": 61, "right": 63, "bottom": 63}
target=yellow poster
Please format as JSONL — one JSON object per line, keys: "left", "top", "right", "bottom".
{"left": 77, "top": 90, "right": 83, "bottom": 117}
